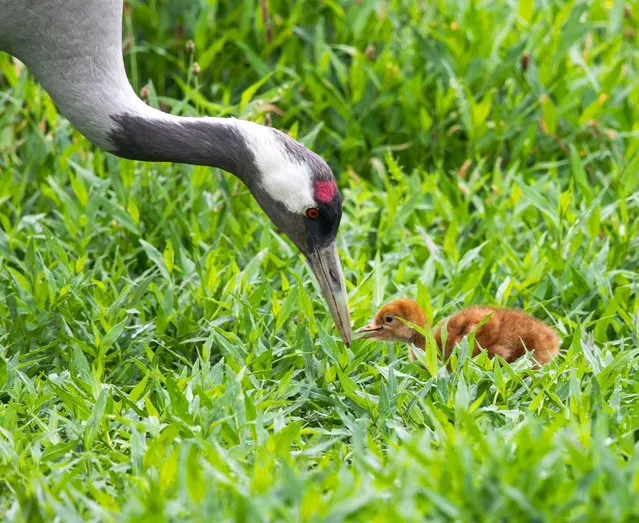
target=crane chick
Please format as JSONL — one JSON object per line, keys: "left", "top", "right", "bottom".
{"left": 356, "top": 298, "right": 559, "bottom": 365}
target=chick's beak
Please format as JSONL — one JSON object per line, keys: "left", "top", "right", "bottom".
{"left": 355, "top": 322, "right": 383, "bottom": 339}
{"left": 305, "top": 241, "right": 352, "bottom": 347}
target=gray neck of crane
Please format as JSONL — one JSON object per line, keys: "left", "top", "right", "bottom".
{"left": 0, "top": 0, "right": 259, "bottom": 181}
{"left": 106, "top": 113, "right": 259, "bottom": 179}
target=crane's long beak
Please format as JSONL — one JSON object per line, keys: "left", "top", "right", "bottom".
{"left": 305, "top": 242, "right": 352, "bottom": 347}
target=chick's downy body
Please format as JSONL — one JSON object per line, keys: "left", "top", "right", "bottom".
{"left": 356, "top": 299, "right": 559, "bottom": 365}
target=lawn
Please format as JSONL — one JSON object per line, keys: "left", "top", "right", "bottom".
{"left": 1, "top": 0, "right": 639, "bottom": 520}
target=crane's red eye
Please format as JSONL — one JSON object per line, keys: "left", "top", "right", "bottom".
{"left": 306, "top": 208, "right": 320, "bottom": 219}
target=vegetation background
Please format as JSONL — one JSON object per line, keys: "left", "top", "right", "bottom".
{"left": 1, "top": 0, "right": 638, "bottom": 519}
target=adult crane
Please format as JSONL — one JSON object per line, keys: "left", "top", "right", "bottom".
{"left": 0, "top": 0, "right": 352, "bottom": 345}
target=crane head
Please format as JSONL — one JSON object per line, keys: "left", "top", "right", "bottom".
{"left": 236, "top": 123, "right": 352, "bottom": 347}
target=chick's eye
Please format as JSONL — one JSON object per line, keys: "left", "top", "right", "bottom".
{"left": 306, "top": 208, "right": 320, "bottom": 219}
{"left": 385, "top": 316, "right": 393, "bottom": 323}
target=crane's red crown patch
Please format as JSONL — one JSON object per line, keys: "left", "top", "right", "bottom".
{"left": 315, "top": 181, "right": 336, "bottom": 203}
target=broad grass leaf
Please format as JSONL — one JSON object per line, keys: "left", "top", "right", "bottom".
{"left": 84, "top": 388, "right": 108, "bottom": 449}
{"left": 100, "top": 320, "right": 127, "bottom": 353}
{"left": 129, "top": 374, "right": 149, "bottom": 403}
{"left": 163, "top": 240, "right": 175, "bottom": 275}
{"left": 140, "top": 239, "right": 170, "bottom": 280}
{"left": 518, "top": 0, "right": 534, "bottom": 24}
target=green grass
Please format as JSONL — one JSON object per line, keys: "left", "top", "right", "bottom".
{"left": 1, "top": 0, "right": 639, "bottom": 520}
